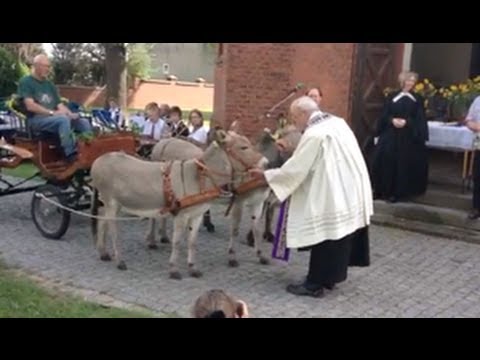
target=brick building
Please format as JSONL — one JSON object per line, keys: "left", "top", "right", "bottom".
{"left": 213, "top": 43, "right": 480, "bottom": 149}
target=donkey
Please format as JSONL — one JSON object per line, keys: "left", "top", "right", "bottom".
{"left": 90, "top": 130, "right": 265, "bottom": 279}
{"left": 150, "top": 131, "right": 271, "bottom": 267}
{"left": 246, "top": 125, "right": 302, "bottom": 247}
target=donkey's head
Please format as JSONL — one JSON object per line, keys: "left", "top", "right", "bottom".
{"left": 203, "top": 129, "right": 267, "bottom": 185}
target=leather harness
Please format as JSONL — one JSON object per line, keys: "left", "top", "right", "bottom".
{"left": 159, "top": 145, "right": 267, "bottom": 216}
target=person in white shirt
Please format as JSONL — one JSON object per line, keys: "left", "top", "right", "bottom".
{"left": 129, "top": 111, "right": 146, "bottom": 129}
{"left": 159, "top": 104, "right": 170, "bottom": 121}
{"left": 465, "top": 96, "right": 480, "bottom": 219}
{"left": 187, "top": 109, "right": 208, "bottom": 148}
{"left": 107, "top": 98, "right": 122, "bottom": 126}
{"left": 142, "top": 102, "right": 170, "bottom": 141}
{"left": 168, "top": 106, "right": 190, "bottom": 138}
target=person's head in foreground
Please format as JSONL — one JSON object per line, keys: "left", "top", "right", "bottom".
{"left": 192, "top": 289, "right": 249, "bottom": 318}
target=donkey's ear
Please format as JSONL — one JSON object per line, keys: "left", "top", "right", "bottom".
{"left": 215, "top": 129, "right": 228, "bottom": 144}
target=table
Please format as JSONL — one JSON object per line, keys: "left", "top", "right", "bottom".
{"left": 426, "top": 121, "right": 478, "bottom": 192}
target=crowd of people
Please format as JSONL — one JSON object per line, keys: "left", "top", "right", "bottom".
{"left": 107, "top": 100, "right": 210, "bottom": 149}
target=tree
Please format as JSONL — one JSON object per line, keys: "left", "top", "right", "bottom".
{"left": 49, "top": 43, "right": 154, "bottom": 109}
{"left": 0, "top": 47, "right": 24, "bottom": 98}
{"left": 127, "top": 43, "right": 153, "bottom": 83}
{"left": 51, "top": 43, "right": 105, "bottom": 86}
{"left": 104, "top": 43, "right": 128, "bottom": 110}
{"left": 0, "top": 43, "right": 43, "bottom": 64}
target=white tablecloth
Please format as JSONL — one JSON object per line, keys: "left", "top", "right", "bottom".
{"left": 426, "top": 121, "right": 476, "bottom": 151}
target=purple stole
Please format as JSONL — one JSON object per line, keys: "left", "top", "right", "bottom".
{"left": 272, "top": 200, "right": 291, "bottom": 262}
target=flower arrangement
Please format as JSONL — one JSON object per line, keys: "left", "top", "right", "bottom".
{"left": 384, "top": 76, "right": 480, "bottom": 121}
{"left": 438, "top": 77, "right": 480, "bottom": 120}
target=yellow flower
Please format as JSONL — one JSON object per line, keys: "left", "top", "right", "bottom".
{"left": 474, "top": 76, "right": 480, "bottom": 83}
{"left": 424, "top": 79, "right": 430, "bottom": 84}
{"left": 451, "top": 85, "right": 458, "bottom": 91}
{"left": 415, "top": 83, "right": 425, "bottom": 91}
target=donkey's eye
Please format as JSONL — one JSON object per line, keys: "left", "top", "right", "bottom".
{"left": 240, "top": 146, "right": 249, "bottom": 150}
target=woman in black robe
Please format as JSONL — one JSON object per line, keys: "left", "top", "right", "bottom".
{"left": 372, "top": 71, "right": 429, "bottom": 203}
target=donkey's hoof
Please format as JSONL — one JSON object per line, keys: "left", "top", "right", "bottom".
{"left": 228, "top": 259, "right": 239, "bottom": 268}
{"left": 246, "top": 232, "right": 254, "bottom": 247}
{"left": 117, "top": 261, "right": 128, "bottom": 271}
{"left": 264, "top": 232, "right": 275, "bottom": 243}
{"left": 100, "top": 254, "right": 112, "bottom": 262}
{"left": 160, "top": 237, "right": 170, "bottom": 244}
{"left": 189, "top": 269, "right": 203, "bottom": 278}
{"left": 169, "top": 271, "right": 182, "bottom": 280}
{"left": 259, "top": 257, "right": 270, "bottom": 266}
{"left": 205, "top": 223, "right": 215, "bottom": 233}
{"left": 148, "top": 243, "right": 159, "bottom": 250}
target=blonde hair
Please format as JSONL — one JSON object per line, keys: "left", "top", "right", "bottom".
{"left": 398, "top": 71, "right": 419, "bottom": 87}
{"left": 192, "top": 290, "right": 246, "bottom": 318}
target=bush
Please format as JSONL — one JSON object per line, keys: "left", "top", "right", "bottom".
{"left": 0, "top": 47, "right": 24, "bottom": 98}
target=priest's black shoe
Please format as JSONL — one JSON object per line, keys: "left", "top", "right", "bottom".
{"left": 324, "top": 283, "right": 336, "bottom": 290}
{"left": 286, "top": 283, "right": 324, "bottom": 298}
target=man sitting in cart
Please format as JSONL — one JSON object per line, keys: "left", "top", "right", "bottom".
{"left": 17, "top": 54, "right": 93, "bottom": 163}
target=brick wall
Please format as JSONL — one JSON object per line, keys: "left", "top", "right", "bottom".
{"left": 214, "top": 43, "right": 358, "bottom": 139}
{"left": 214, "top": 43, "right": 296, "bottom": 137}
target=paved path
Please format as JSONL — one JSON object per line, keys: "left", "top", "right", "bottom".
{"left": 1, "top": 178, "right": 480, "bottom": 318}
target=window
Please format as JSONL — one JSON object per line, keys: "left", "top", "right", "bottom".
{"left": 163, "top": 63, "right": 170, "bottom": 75}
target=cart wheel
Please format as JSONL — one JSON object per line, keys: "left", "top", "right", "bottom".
{"left": 31, "top": 184, "right": 71, "bottom": 240}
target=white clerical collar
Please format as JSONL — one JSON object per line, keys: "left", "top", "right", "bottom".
{"left": 393, "top": 91, "right": 417, "bottom": 103}
{"left": 309, "top": 110, "right": 324, "bottom": 122}
{"left": 307, "top": 110, "right": 331, "bottom": 129}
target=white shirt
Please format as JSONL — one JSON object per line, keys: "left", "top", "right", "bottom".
{"left": 109, "top": 107, "right": 122, "bottom": 124}
{"left": 142, "top": 119, "right": 169, "bottom": 141}
{"left": 130, "top": 114, "right": 146, "bottom": 129}
{"left": 188, "top": 126, "right": 208, "bottom": 145}
{"left": 264, "top": 114, "right": 373, "bottom": 249}
{"left": 467, "top": 96, "right": 480, "bottom": 122}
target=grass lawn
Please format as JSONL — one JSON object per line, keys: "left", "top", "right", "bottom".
{"left": 0, "top": 263, "right": 154, "bottom": 318}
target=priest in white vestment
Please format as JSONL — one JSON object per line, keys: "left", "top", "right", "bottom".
{"left": 250, "top": 96, "right": 373, "bottom": 298}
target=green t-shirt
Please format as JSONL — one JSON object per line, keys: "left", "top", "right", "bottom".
{"left": 17, "top": 75, "right": 61, "bottom": 118}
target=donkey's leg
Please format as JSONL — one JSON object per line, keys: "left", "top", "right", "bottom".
{"left": 203, "top": 210, "right": 215, "bottom": 233}
{"left": 264, "top": 202, "right": 275, "bottom": 243}
{"left": 159, "top": 216, "right": 170, "bottom": 244}
{"left": 97, "top": 204, "right": 111, "bottom": 262}
{"left": 106, "top": 200, "right": 126, "bottom": 270}
{"left": 248, "top": 200, "right": 267, "bottom": 247}
{"left": 187, "top": 215, "right": 204, "bottom": 278}
{"left": 145, "top": 218, "right": 159, "bottom": 250}
{"left": 250, "top": 202, "right": 270, "bottom": 265}
{"left": 228, "top": 202, "right": 243, "bottom": 268}
{"left": 169, "top": 215, "right": 188, "bottom": 280}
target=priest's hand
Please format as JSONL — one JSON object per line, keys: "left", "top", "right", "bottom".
{"left": 249, "top": 168, "right": 266, "bottom": 181}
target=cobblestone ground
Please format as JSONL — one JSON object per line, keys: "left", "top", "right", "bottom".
{"left": 1, "top": 177, "right": 480, "bottom": 318}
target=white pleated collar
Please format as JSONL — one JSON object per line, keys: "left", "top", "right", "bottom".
{"left": 393, "top": 91, "right": 417, "bottom": 103}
